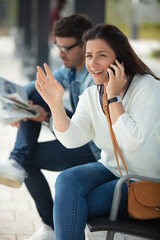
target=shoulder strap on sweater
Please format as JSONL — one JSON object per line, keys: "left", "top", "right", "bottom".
{"left": 102, "top": 85, "right": 128, "bottom": 177}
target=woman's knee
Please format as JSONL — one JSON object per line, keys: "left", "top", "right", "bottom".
{"left": 54, "top": 168, "right": 80, "bottom": 203}
{"left": 55, "top": 170, "right": 68, "bottom": 189}
{"left": 55, "top": 167, "right": 79, "bottom": 190}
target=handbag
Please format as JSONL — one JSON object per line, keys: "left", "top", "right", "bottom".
{"left": 102, "top": 85, "right": 160, "bottom": 220}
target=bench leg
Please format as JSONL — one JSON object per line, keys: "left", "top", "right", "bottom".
{"left": 106, "top": 230, "right": 115, "bottom": 240}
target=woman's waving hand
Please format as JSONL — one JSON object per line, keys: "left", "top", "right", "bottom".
{"left": 36, "top": 63, "right": 70, "bottom": 132}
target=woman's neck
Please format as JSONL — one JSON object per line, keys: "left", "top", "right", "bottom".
{"left": 120, "top": 74, "right": 131, "bottom": 98}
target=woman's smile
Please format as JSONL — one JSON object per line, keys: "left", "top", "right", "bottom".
{"left": 91, "top": 70, "right": 104, "bottom": 76}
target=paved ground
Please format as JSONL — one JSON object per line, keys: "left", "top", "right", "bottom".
{"left": 0, "top": 36, "right": 160, "bottom": 240}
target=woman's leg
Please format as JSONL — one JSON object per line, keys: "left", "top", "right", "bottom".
{"left": 54, "top": 162, "right": 117, "bottom": 240}
{"left": 87, "top": 178, "right": 128, "bottom": 218}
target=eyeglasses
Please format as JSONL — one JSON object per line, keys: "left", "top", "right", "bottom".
{"left": 55, "top": 41, "right": 82, "bottom": 54}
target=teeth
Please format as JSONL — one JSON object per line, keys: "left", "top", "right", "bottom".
{"left": 93, "top": 71, "right": 103, "bottom": 74}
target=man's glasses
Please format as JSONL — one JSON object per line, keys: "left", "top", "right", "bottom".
{"left": 55, "top": 41, "right": 82, "bottom": 54}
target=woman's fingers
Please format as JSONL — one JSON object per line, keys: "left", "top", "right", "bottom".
{"left": 36, "top": 72, "right": 44, "bottom": 95}
{"left": 115, "top": 60, "right": 125, "bottom": 75}
{"left": 110, "top": 63, "right": 120, "bottom": 76}
{"left": 109, "top": 59, "right": 125, "bottom": 76}
{"left": 36, "top": 64, "right": 56, "bottom": 89}
{"left": 107, "top": 68, "right": 114, "bottom": 79}
{"left": 37, "top": 65, "right": 47, "bottom": 81}
{"left": 43, "top": 63, "right": 55, "bottom": 81}
{"left": 36, "top": 71, "right": 43, "bottom": 88}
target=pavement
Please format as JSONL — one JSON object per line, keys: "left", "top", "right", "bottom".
{"left": 0, "top": 36, "right": 160, "bottom": 240}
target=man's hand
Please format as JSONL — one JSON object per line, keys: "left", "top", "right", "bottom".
{"left": 10, "top": 104, "right": 48, "bottom": 129}
{"left": 28, "top": 103, "right": 47, "bottom": 122}
{"left": 10, "top": 121, "right": 20, "bottom": 129}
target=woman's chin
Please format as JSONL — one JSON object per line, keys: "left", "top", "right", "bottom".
{"left": 93, "top": 78, "right": 108, "bottom": 86}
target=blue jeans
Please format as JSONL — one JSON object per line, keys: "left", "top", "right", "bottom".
{"left": 9, "top": 83, "right": 97, "bottom": 229}
{"left": 54, "top": 162, "right": 128, "bottom": 240}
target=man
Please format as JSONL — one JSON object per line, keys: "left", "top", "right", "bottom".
{"left": 0, "top": 14, "right": 100, "bottom": 240}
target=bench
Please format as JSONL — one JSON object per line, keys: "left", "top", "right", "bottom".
{"left": 87, "top": 174, "right": 160, "bottom": 240}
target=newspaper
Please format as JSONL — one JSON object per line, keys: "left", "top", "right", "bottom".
{"left": 0, "top": 77, "right": 39, "bottom": 125}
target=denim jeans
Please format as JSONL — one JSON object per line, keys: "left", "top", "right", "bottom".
{"left": 9, "top": 84, "right": 97, "bottom": 229}
{"left": 54, "top": 162, "right": 128, "bottom": 240}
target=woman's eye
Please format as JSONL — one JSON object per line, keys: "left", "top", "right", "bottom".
{"left": 100, "top": 54, "right": 107, "bottom": 57}
{"left": 86, "top": 55, "right": 92, "bottom": 58}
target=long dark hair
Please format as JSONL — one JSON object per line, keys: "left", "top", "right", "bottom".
{"left": 83, "top": 24, "right": 160, "bottom": 80}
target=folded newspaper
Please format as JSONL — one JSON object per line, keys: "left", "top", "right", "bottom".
{"left": 0, "top": 77, "right": 39, "bottom": 125}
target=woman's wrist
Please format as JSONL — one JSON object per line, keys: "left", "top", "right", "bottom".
{"left": 48, "top": 100, "right": 63, "bottom": 113}
{"left": 107, "top": 93, "right": 117, "bottom": 99}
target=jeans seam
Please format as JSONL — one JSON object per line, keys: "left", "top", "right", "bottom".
{"left": 69, "top": 174, "right": 109, "bottom": 240}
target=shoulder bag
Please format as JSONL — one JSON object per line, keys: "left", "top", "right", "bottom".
{"left": 102, "top": 85, "right": 160, "bottom": 220}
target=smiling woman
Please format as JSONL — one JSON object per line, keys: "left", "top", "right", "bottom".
{"left": 36, "top": 24, "right": 160, "bottom": 240}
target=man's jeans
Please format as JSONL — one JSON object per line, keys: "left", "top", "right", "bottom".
{"left": 9, "top": 84, "right": 97, "bottom": 229}
{"left": 54, "top": 162, "right": 128, "bottom": 240}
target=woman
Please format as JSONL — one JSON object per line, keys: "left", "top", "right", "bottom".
{"left": 36, "top": 24, "right": 160, "bottom": 240}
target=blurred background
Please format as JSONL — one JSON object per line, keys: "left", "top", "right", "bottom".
{"left": 0, "top": 1, "right": 160, "bottom": 239}
{"left": 0, "top": 0, "right": 160, "bottom": 83}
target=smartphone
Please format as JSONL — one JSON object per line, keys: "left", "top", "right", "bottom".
{"left": 107, "top": 62, "right": 116, "bottom": 79}
{"left": 107, "top": 58, "right": 121, "bottom": 79}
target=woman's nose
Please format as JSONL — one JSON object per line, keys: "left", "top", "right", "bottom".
{"left": 90, "top": 58, "right": 98, "bottom": 67}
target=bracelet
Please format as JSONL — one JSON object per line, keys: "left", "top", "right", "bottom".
{"left": 108, "top": 95, "right": 122, "bottom": 104}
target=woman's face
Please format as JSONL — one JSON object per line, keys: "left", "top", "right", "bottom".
{"left": 85, "top": 38, "right": 116, "bottom": 85}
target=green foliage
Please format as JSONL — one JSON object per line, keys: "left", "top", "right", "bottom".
{"left": 150, "top": 49, "right": 160, "bottom": 59}
{"left": 5, "top": 0, "right": 18, "bottom": 26}
{"left": 105, "top": 0, "right": 160, "bottom": 39}
{"left": 0, "top": 0, "right": 18, "bottom": 36}
{"left": 139, "top": 23, "right": 160, "bottom": 39}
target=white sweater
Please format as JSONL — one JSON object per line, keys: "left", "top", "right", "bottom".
{"left": 53, "top": 74, "right": 160, "bottom": 178}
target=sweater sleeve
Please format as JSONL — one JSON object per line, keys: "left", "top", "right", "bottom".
{"left": 53, "top": 91, "right": 93, "bottom": 148}
{"left": 112, "top": 76, "right": 160, "bottom": 152}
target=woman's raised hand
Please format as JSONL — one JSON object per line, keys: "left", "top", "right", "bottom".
{"left": 36, "top": 63, "right": 64, "bottom": 109}
{"left": 36, "top": 63, "right": 69, "bottom": 132}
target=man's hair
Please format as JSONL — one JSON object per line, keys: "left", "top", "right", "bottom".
{"left": 53, "top": 14, "right": 93, "bottom": 41}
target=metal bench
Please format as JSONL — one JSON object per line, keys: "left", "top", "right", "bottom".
{"left": 87, "top": 174, "right": 160, "bottom": 240}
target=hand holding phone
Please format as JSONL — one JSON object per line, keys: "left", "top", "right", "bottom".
{"left": 106, "top": 59, "right": 127, "bottom": 98}
{"left": 107, "top": 59, "right": 121, "bottom": 79}
{"left": 107, "top": 63, "right": 116, "bottom": 79}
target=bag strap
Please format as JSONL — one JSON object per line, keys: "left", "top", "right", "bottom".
{"left": 102, "top": 85, "right": 128, "bottom": 177}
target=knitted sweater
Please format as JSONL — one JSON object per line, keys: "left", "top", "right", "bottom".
{"left": 53, "top": 74, "right": 160, "bottom": 178}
